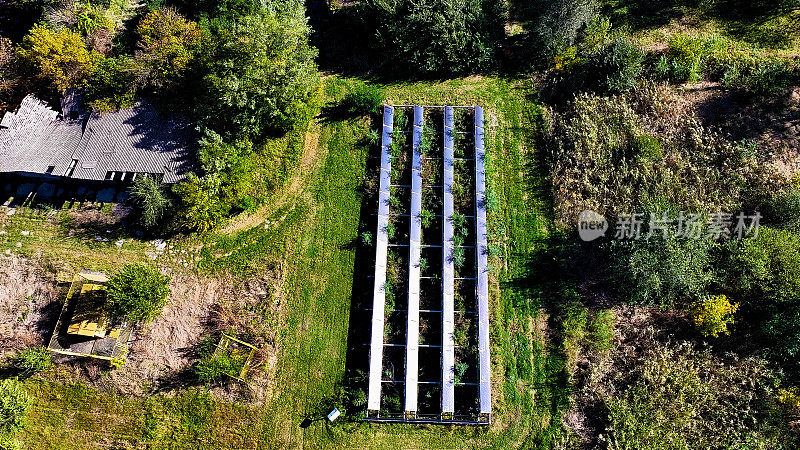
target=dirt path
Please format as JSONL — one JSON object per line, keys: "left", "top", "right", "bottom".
{"left": 219, "top": 120, "right": 325, "bottom": 235}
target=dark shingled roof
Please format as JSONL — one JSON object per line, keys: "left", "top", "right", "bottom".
{"left": 0, "top": 95, "right": 194, "bottom": 183}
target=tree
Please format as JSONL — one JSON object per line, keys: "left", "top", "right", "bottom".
{"left": 17, "top": 24, "right": 102, "bottom": 92}
{"left": 135, "top": 8, "right": 201, "bottom": 92}
{"left": 359, "top": 0, "right": 506, "bottom": 75}
{"left": 107, "top": 264, "right": 170, "bottom": 323}
{"left": 128, "top": 176, "right": 173, "bottom": 230}
{"left": 195, "top": 10, "right": 320, "bottom": 138}
{"left": 0, "top": 379, "right": 30, "bottom": 436}
{"left": 523, "top": 0, "right": 598, "bottom": 63}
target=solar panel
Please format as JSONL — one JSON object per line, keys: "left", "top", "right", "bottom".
{"left": 368, "top": 105, "right": 394, "bottom": 412}
{"left": 442, "top": 106, "right": 455, "bottom": 414}
{"left": 405, "top": 105, "right": 424, "bottom": 414}
{"left": 474, "top": 106, "right": 491, "bottom": 416}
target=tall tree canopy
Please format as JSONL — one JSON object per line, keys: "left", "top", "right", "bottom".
{"left": 195, "top": 10, "right": 320, "bottom": 138}
{"left": 17, "top": 24, "right": 101, "bottom": 92}
{"left": 359, "top": 0, "right": 506, "bottom": 75}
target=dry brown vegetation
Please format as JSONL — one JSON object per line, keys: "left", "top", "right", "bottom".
{"left": 0, "top": 255, "right": 59, "bottom": 357}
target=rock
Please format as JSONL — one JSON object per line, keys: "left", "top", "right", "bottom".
{"left": 20, "top": 231, "right": 29, "bottom": 236}
{"left": 115, "top": 240, "right": 124, "bottom": 247}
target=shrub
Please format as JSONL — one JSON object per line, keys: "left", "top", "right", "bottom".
{"left": 690, "top": 294, "right": 739, "bottom": 338}
{"left": 13, "top": 347, "right": 53, "bottom": 375}
{"left": 359, "top": 0, "right": 506, "bottom": 75}
{"left": 528, "top": 0, "right": 598, "bottom": 59}
{"left": 172, "top": 173, "right": 225, "bottom": 233}
{"left": 341, "top": 83, "right": 384, "bottom": 116}
{"left": 611, "top": 235, "right": 715, "bottom": 306}
{"left": 725, "top": 227, "right": 800, "bottom": 304}
{"left": 385, "top": 222, "right": 396, "bottom": 239}
{"left": 582, "top": 37, "right": 643, "bottom": 94}
{"left": 107, "top": 264, "right": 170, "bottom": 323}
{"left": 128, "top": 176, "right": 173, "bottom": 230}
{"left": 764, "top": 187, "right": 800, "bottom": 232}
{"left": 361, "top": 231, "right": 373, "bottom": 246}
{"left": 420, "top": 209, "right": 434, "bottom": 228}
{"left": 17, "top": 24, "right": 102, "bottom": 91}
{"left": 194, "top": 352, "right": 246, "bottom": 385}
{"left": 601, "top": 342, "right": 787, "bottom": 448}
{"left": 0, "top": 379, "right": 30, "bottom": 436}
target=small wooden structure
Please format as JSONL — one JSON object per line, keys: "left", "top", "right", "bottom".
{"left": 47, "top": 272, "right": 132, "bottom": 363}
{"left": 212, "top": 334, "right": 258, "bottom": 381}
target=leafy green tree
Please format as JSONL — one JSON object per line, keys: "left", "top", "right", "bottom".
{"left": 135, "top": 7, "right": 201, "bottom": 92}
{"left": 17, "top": 24, "right": 102, "bottom": 92}
{"left": 359, "top": 0, "right": 506, "bottom": 75}
{"left": 85, "top": 56, "right": 138, "bottom": 112}
{"left": 527, "top": 0, "right": 598, "bottom": 57}
{"left": 0, "top": 379, "right": 30, "bottom": 436}
{"left": 725, "top": 227, "right": 800, "bottom": 304}
{"left": 13, "top": 347, "right": 53, "bottom": 375}
{"left": 195, "top": 10, "right": 320, "bottom": 138}
{"left": 107, "top": 264, "right": 170, "bottom": 323}
{"left": 128, "top": 175, "right": 173, "bottom": 230}
{"left": 172, "top": 173, "right": 225, "bottom": 232}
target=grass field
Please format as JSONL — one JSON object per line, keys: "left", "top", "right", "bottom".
{"left": 14, "top": 76, "right": 572, "bottom": 448}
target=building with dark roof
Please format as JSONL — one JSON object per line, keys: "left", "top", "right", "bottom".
{"left": 0, "top": 94, "right": 194, "bottom": 184}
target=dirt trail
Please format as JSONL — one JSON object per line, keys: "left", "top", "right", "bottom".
{"left": 220, "top": 121, "right": 325, "bottom": 235}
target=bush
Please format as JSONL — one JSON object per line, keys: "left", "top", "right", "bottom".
{"left": 341, "top": 83, "right": 384, "bottom": 116}
{"left": 128, "top": 176, "right": 173, "bottom": 230}
{"left": 725, "top": 227, "right": 800, "bottom": 304}
{"left": 690, "top": 294, "right": 739, "bottom": 338}
{"left": 764, "top": 187, "right": 800, "bottom": 232}
{"left": 359, "top": 0, "right": 506, "bottom": 75}
{"left": 194, "top": 352, "right": 246, "bottom": 385}
{"left": 107, "top": 264, "right": 170, "bottom": 323}
{"left": 527, "top": 0, "right": 598, "bottom": 60}
{"left": 582, "top": 37, "right": 643, "bottom": 93}
{"left": 611, "top": 235, "right": 715, "bottom": 306}
{"left": 13, "top": 347, "right": 53, "bottom": 375}
{"left": 0, "top": 379, "right": 30, "bottom": 436}
{"left": 601, "top": 342, "right": 787, "bottom": 448}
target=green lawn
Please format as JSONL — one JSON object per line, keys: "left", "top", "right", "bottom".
{"left": 16, "top": 76, "right": 567, "bottom": 448}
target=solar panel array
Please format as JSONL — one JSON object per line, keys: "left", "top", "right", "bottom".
{"left": 368, "top": 105, "right": 491, "bottom": 424}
